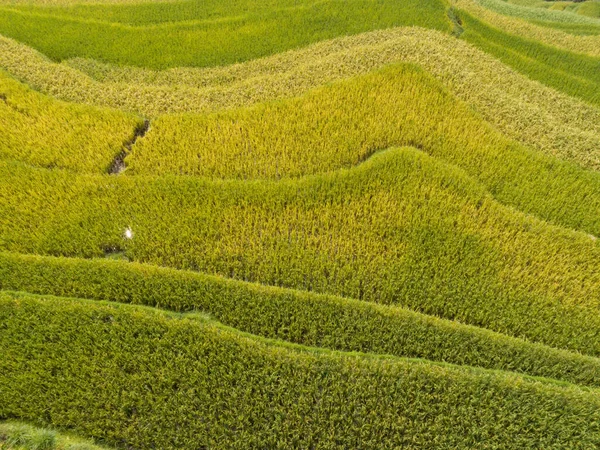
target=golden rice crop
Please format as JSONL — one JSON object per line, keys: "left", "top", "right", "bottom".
{"left": 127, "top": 62, "right": 600, "bottom": 178}
{"left": 2, "top": 28, "right": 599, "bottom": 175}
{"left": 0, "top": 70, "right": 141, "bottom": 172}
{"left": 1, "top": 0, "right": 599, "bottom": 446}
{"left": 125, "top": 65, "right": 600, "bottom": 244}
{"left": 1, "top": 148, "right": 600, "bottom": 355}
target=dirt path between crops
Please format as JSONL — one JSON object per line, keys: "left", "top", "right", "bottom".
{"left": 109, "top": 119, "right": 150, "bottom": 174}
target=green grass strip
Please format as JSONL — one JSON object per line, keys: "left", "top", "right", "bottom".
{"left": 473, "top": 0, "right": 600, "bottom": 24}
{"left": 0, "top": 421, "right": 110, "bottom": 450}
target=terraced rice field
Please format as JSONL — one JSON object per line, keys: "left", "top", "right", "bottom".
{"left": 1, "top": 0, "right": 599, "bottom": 448}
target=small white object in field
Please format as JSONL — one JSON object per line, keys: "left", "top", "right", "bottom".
{"left": 124, "top": 227, "right": 134, "bottom": 239}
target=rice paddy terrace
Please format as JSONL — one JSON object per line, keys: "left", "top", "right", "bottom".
{"left": 1, "top": 0, "right": 600, "bottom": 448}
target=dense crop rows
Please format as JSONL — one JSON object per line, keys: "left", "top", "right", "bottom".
{"left": 1, "top": 0, "right": 441, "bottom": 26}
{"left": 2, "top": 148, "right": 600, "bottom": 355}
{"left": 455, "top": 0, "right": 600, "bottom": 56}
{"left": 0, "top": 70, "right": 140, "bottom": 172}
{"left": 518, "top": 0, "right": 600, "bottom": 18}
{"left": 125, "top": 65, "right": 600, "bottom": 241}
{"left": 1, "top": 0, "right": 599, "bottom": 445}
{"left": 474, "top": 0, "right": 600, "bottom": 23}
{"left": 579, "top": 1, "right": 600, "bottom": 18}
{"left": 461, "top": 11, "right": 600, "bottom": 107}
{"left": 3, "top": 28, "right": 599, "bottom": 178}
{"left": 2, "top": 0, "right": 334, "bottom": 24}
{"left": 130, "top": 64, "right": 600, "bottom": 178}
{"left": 2, "top": 251, "right": 600, "bottom": 388}
{"left": 0, "top": 0, "right": 450, "bottom": 69}
{"left": 1, "top": 0, "right": 599, "bottom": 108}
{"left": 3, "top": 292, "right": 600, "bottom": 449}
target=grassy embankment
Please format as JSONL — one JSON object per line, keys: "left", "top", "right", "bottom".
{"left": 0, "top": 421, "right": 109, "bottom": 450}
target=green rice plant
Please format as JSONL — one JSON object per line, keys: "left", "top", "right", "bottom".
{"left": 127, "top": 65, "right": 600, "bottom": 240}
{"left": 534, "top": 0, "right": 600, "bottom": 18}
{"left": 2, "top": 251, "right": 600, "bottom": 388}
{"left": 3, "top": 0, "right": 322, "bottom": 25}
{"left": 527, "top": 18, "right": 600, "bottom": 35}
{"left": 454, "top": 0, "right": 600, "bottom": 56}
{"left": 1, "top": 148, "right": 600, "bottom": 355}
{"left": 0, "top": 0, "right": 451, "bottom": 69}
{"left": 3, "top": 0, "right": 440, "bottom": 27}
{"left": 509, "top": 0, "right": 600, "bottom": 18}
{"left": 459, "top": 11, "right": 600, "bottom": 107}
{"left": 2, "top": 292, "right": 600, "bottom": 449}
{"left": 0, "top": 0, "right": 157, "bottom": 4}
{"left": 2, "top": 28, "right": 599, "bottom": 179}
{"left": 0, "top": 1, "right": 599, "bottom": 443}
{"left": 0, "top": 70, "right": 141, "bottom": 173}
{"left": 472, "top": 0, "right": 600, "bottom": 24}
{"left": 578, "top": 0, "right": 600, "bottom": 18}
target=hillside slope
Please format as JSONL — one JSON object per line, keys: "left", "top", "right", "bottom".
{"left": 1, "top": 0, "right": 599, "bottom": 447}
{"left": 3, "top": 292, "right": 600, "bottom": 448}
